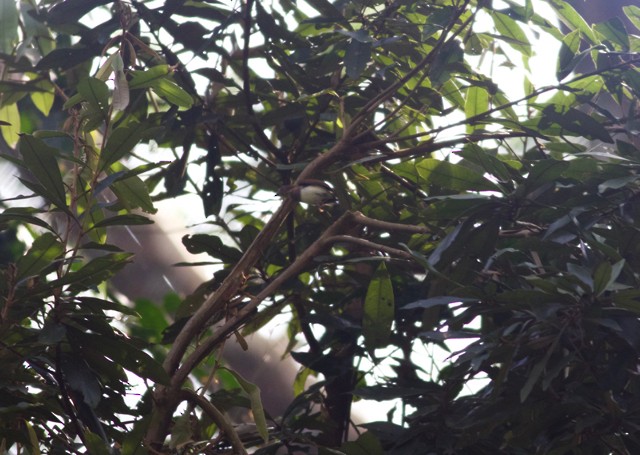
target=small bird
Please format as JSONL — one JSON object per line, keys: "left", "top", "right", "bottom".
{"left": 277, "top": 179, "right": 336, "bottom": 205}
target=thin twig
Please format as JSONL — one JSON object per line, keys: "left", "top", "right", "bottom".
{"left": 179, "top": 389, "right": 248, "bottom": 455}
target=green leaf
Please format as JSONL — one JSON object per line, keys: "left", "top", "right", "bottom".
{"left": 83, "top": 431, "right": 111, "bottom": 455}
{"left": 0, "top": 103, "right": 20, "bottom": 147}
{"left": 221, "top": 368, "right": 269, "bottom": 444}
{"left": 128, "top": 65, "right": 171, "bottom": 90}
{"left": 345, "top": 38, "right": 372, "bottom": 79}
{"left": 465, "top": 85, "right": 489, "bottom": 133}
{"left": 491, "top": 11, "right": 532, "bottom": 57}
{"left": 401, "top": 158, "right": 501, "bottom": 192}
{"left": 594, "top": 17, "right": 629, "bottom": 51}
{"left": 624, "top": 5, "right": 640, "bottom": 31}
{"left": 92, "top": 214, "right": 153, "bottom": 229}
{"left": 133, "top": 298, "right": 169, "bottom": 341}
{"left": 23, "top": 420, "right": 40, "bottom": 455}
{"left": 612, "top": 289, "right": 640, "bottom": 314}
{"left": 29, "top": 80, "right": 55, "bottom": 116}
{"left": 0, "top": 207, "right": 54, "bottom": 231}
{"left": 593, "top": 259, "right": 624, "bottom": 297}
{"left": 340, "top": 431, "right": 384, "bottom": 455}
{"left": 557, "top": 29, "right": 581, "bottom": 81}
{"left": 16, "top": 233, "right": 64, "bottom": 280}
{"left": 363, "top": 262, "right": 395, "bottom": 350}
{"left": 567, "top": 263, "right": 593, "bottom": 291}
{"left": 546, "top": 0, "right": 597, "bottom": 45}
{"left": 520, "top": 332, "right": 560, "bottom": 402}
{"left": 0, "top": 0, "right": 19, "bottom": 54}
{"left": 60, "top": 354, "right": 102, "bottom": 408}
{"left": 149, "top": 78, "right": 194, "bottom": 109}
{"left": 77, "top": 77, "right": 110, "bottom": 118}
{"left": 66, "top": 328, "right": 170, "bottom": 385}
{"left": 110, "top": 173, "right": 157, "bottom": 214}
{"left": 539, "top": 104, "right": 612, "bottom": 142}
{"left": 100, "top": 123, "right": 146, "bottom": 172}
{"left": 18, "top": 135, "right": 67, "bottom": 209}
{"left": 592, "top": 261, "right": 612, "bottom": 297}
{"left": 49, "top": 252, "right": 133, "bottom": 292}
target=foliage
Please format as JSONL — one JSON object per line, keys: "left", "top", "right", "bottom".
{"left": 2, "top": 0, "right": 640, "bottom": 453}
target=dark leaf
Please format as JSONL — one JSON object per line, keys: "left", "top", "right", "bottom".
{"left": 363, "top": 262, "right": 394, "bottom": 350}
{"left": 18, "top": 135, "right": 67, "bottom": 209}
{"left": 182, "top": 234, "right": 242, "bottom": 263}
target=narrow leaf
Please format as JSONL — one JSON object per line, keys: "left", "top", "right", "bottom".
{"left": 100, "top": 123, "right": 146, "bottom": 172}
{"left": 0, "top": 103, "right": 20, "bottom": 147}
{"left": 113, "top": 68, "right": 130, "bottom": 111}
{"left": 128, "top": 65, "right": 171, "bottom": 90}
{"left": 222, "top": 368, "right": 269, "bottom": 443}
{"left": 18, "top": 135, "right": 67, "bottom": 209}
{"left": 110, "top": 174, "right": 157, "bottom": 214}
{"left": 149, "top": 78, "right": 194, "bottom": 108}
{"left": 465, "top": 85, "right": 489, "bottom": 133}
{"left": 345, "top": 39, "right": 371, "bottom": 79}
{"left": 92, "top": 214, "right": 153, "bottom": 228}
{"left": 491, "top": 11, "right": 532, "bottom": 56}
{"left": 0, "top": 0, "right": 19, "bottom": 54}
{"left": 16, "top": 233, "right": 64, "bottom": 280}
{"left": 624, "top": 5, "right": 640, "bottom": 31}
{"left": 363, "top": 262, "right": 395, "bottom": 350}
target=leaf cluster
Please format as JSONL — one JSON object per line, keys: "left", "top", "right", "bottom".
{"left": 3, "top": 0, "right": 640, "bottom": 454}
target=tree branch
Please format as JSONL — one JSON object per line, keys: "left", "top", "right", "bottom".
{"left": 179, "top": 389, "right": 248, "bottom": 455}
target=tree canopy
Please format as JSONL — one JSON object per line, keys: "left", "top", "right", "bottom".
{"left": 3, "top": 0, "right": 640, "bottom": 453}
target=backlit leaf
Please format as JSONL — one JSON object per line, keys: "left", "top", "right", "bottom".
{"left": 0, "top": 103, "right": 20, "bottom": 147}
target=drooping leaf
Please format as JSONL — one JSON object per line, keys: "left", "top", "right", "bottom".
{"left": 221, "top": 368, "right": 269, "bottom": 444}
{"left": 395, "top": 158, "right": 501, "bottom": 193}
{"left": 345, "top": 38, "right": 372, "bottom": 79}
{"left": 490, "top": 10, "right": 532, "bottom": 57}
{"left": 0, "top": 103, "right": 20, "bottom": 147}
{"left": 66, "top": 327, "right": 169, "bottom": 385}
{"left": 18, "top": 135, "right": 67, "bottom": 209}
{"left": 539, "top": 104, "right": 613, "bottom": 142}
{"left": 100, "top": 123, "right": 147, "bottom": 172}
{"left": 148, "top": 78, "right": 194, "bottom": 109}
{"left": 557, "top": 29, "right": 581, "bottom": 81}
{"left": 109, "top": 173, "right": 157, "bottom": 214}
{"left": 545, "top": 0, "right": 597, "bottom": 45}
{"left": 0, "top": 207, "right": 54, "bottom": 231}
{"left": 128, "top": 65, "right": 171, "bottom": 90}
{"left": 0, "top": 0, "right": 19, "bottom": 54}
{"left": 49, "top": 252, "right": 133, "bottom": 292}
{"left": 363, "top": 262, "right": 394, "bottom": 351}
{"left": 465, "top": 85, "right": 489, "bottom": 133}
{"left": 112, "top": 52, "right": 130, "bottom": 111}
{"left": 594, "top": 17, "right": 629, "bottom": 51}
{"left": 15, "top": 232, "right": 64, "bottom": 280}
